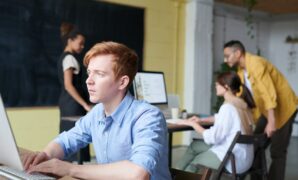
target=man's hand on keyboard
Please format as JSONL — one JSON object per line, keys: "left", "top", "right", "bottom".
{"left": 28, "top": 158, "right": 73, "bottom": 178}
{"left": 23, "top": 152, "right": 50, "bottom": 171}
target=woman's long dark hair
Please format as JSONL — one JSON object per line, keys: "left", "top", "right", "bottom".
{"left": 217, "top": 71, "right": 256, "bottom": 109}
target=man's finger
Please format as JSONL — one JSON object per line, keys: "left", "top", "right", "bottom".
{"left": 28, "top": 161, "right": 51, "bottom": 174}
{"left": 32, "top": 153, "right": 45, "bottom": 166}
{"left": 24, "top": 153, "right": 37, "bottom": 171}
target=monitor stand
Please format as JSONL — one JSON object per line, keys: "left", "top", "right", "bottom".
{"left": 155, "top": 104, "right": 171, "bottom": 119}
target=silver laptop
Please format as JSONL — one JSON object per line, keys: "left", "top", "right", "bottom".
{"left": 0, "top": 95, "right": 55, "bottom": 180}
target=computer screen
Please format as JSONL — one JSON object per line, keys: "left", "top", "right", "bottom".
{"left": 133, "top": 71, "right": 168, "bottom": 105}
{"left": 0, "top": 95, "right": 24, "bottom": 171}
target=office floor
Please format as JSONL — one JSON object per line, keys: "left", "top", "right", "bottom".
{"left": 171, "top": 136, "right": 298, "bottom": 180}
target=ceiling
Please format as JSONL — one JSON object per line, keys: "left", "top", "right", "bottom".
{"left": 215, "top": 0, "right": 298, "bottom": 14}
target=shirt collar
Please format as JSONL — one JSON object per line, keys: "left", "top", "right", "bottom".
{"left": 108, "top": 92, "right": 134, "bottom": 126}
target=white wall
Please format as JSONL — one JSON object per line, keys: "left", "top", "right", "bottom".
{"left": 268, "top": 20, "right": 298, "bottom": 135}
{"left": 213, "top": 3, "right": 270, "bottom": 71}
{"left": 213, "top": 3, "right": 298, "bottom": 94}
{"left": 213, "top": 3, "right": 298, "bottom": 136}
{"left": 268, "top": 20, "right": 298, "bottom": 95}
{"left": 183, "top": 0, "right": 214, "bottom": 145}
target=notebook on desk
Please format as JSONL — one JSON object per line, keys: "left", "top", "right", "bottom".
{"left": 0, "top": 95, "right": 55, "bottom": 180}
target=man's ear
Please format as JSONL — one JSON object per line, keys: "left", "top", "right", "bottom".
{"left": 118, "top": 75, "right": 130, "bottom": 90}
{"left": 67, "top": 38, "right": 72, "bottom": 45}
{"left": 235, "top": 49, "right": 243, "bottom": 58}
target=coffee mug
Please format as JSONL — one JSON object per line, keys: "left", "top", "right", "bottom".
{"left": 171, "top": 108, "right": 179, "bottom": 119}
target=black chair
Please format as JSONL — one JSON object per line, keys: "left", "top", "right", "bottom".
{"left": 195, "top": 131, "right": 268, "bottom": 180}
{"left": 170, "top": 168, "right": 211, "bottom": 180}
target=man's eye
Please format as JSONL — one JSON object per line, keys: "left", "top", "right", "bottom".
{"left": 96, "top": 72, "right": 104, "bottom": 77}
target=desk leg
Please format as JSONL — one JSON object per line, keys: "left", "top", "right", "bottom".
{"left": 77, "top": 150, "right": 83, "bottom": 165}
{"left": 168, "top": 132, "right": 173, "bottom": 167}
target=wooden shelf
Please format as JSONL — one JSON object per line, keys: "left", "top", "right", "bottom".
{"left": 285, "top": 39, "right": 298, "bottom": 44}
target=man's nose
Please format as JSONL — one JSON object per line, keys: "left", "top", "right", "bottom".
{"left": 86, "top": 75, "right": 93, "bottom": 85}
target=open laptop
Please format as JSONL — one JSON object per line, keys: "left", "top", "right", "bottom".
{"left": 0, "top": 95, "right": 55, "bottom": 180}
{"left": 133, "top": 71, "right": 172, "bottom": 119}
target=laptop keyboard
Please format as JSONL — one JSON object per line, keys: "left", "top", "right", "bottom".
{"left": 0, "top": 166, "right": 56, "bottom": 180}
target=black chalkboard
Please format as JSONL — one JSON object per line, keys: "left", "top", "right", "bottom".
{"left": 0, "top": 0, "right": 144, "bottom": 107}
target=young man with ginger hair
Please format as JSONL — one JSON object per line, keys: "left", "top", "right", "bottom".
{"left": 23, "top": 41, "right": 171, "bottom": 180}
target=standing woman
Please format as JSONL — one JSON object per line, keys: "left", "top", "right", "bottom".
{"left": 57, "top": 22, "right": 91, "bottom": 162}
{"left": 176, "top": 71, "right": 255, "bottom": 174}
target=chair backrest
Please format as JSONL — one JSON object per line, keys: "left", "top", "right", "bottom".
{"left": 214, "top": 131, "right": 268, "bottom": 180}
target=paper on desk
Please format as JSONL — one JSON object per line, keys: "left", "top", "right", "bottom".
{"left": 166, "top": 119, "right": 183, "bottom": 124}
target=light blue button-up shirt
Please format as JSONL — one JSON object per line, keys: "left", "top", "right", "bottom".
{"left": 55, "top": 92, "right": 171, "bottom": 180}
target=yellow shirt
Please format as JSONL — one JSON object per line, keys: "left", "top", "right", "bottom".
{"left": 237, "top": 53, "right": 298, "bottom": 129}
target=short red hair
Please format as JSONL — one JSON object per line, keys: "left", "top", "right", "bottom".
{"left": 84, "top": 41, "right": 138, "bottom": 88}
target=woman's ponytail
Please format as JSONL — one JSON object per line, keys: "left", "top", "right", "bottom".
{"left": 240, "top": 84, "right": 256, "bottom": 109}
{"left": 217, "top": 71, "right": 256, "bottom": 109}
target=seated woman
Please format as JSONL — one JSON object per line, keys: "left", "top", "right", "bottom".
{"left": 176, "top": 71, "right": 255, "bottom": 174}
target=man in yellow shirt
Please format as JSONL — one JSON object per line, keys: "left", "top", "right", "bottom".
{"left": 223, "top": 40, "right": 298, "bottom": 180}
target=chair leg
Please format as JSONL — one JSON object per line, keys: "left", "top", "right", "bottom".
{"left": 261, "top": 151, "right": 268, "bottom": 180}
{"left": 231, "top": 154, "right": 237, "bottom": 180}
{"left": 201, "top": 168, "right": 212, "bottom": 180}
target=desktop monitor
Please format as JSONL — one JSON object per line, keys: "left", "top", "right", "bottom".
{"left": 133, "top": 71, "right": 168, "bottom": 105}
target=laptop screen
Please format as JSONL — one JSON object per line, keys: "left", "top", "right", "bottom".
{"left": 0, "top": 95, "right": 24, "bottom": 171}
{"left": 133, "top": 71, "right": 168, "bottom": 105}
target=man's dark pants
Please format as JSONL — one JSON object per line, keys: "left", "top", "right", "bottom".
{"left": 252, "top": 110, "right": 297, "bottom": 180}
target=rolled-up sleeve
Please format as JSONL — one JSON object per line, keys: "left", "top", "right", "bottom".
{"left": 129, "top": 109, "right": 167, "bottom": 175}
{"left": 54, "top": 115, "right": 92, "bottom": 157}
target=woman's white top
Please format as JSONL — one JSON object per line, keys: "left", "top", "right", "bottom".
{"left": 244, "top": 70, "right": 253, "bottom": 96}
{"left": 62, "top": 54, "right": 80, "bottom": 74}
{"left": 202, "top": 103, "right": 254, "bottom": 173}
